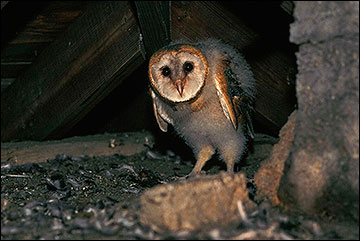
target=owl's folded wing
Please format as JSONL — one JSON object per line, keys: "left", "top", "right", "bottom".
{"left": 214, "top": 60, "right": 255, "bottom": 139}
{"left": 150, "top": 88, "right": 173, "bottom": 132}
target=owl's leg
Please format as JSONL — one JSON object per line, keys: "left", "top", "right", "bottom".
{"left": 219, "top": 144, "right": 243, "bottom": 174}
{"left": 189, "top": 145, "right": 215, "bottom": 177}
{"left": 225, "top": 157, "right": 236, "bottom": 174}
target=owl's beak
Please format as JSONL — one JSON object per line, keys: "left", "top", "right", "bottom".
{"left": 174, "top": 79, "right": 185, "bottom": 97}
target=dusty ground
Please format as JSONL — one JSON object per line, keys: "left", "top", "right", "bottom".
{"left": 1, "top": 131, "right": 359, "bottom": 240}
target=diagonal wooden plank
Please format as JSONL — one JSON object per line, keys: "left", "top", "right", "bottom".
{"left": 134, "top": 1, "right": 171, "bottom": 58}
{"left": 1, "top": 1, "right": 146, "bottom": 141}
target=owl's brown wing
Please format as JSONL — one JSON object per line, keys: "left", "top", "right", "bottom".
{"left": 214, "top": 60, "right": 255, "bottom": 139}
{"left": 150, "top": 88, "right": 173, "bottom": 132}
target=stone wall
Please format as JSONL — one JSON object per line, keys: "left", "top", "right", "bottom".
{"left": 278, "top": 1, "right": 359, "bottom": 221}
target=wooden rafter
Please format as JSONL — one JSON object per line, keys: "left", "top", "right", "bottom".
{"left": 1, "top": 1, "right": 146, "bottom": 141}
{"left": 134, "top": 1, "right": 171, "bottom": 58}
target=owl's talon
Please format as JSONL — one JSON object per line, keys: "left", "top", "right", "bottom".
{"left": 177, "top": 174, "right": 190, "bottom": 181}
{"left": 187, "top": 170, "right": 207, "bottom": 179}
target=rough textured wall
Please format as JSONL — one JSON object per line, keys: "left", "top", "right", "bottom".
{"left": 278, "top": 1, "right": 359, "bottom": 221}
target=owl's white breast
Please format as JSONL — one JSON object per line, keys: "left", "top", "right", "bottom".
{"left": 160, "top": 69, "right": 242, "bottom": 150}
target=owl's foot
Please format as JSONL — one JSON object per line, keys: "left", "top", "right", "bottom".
{"left": 177, "top": 170, "right": 206, "bottom": 181}
{"left": 177, "top": 173, "right": 192, "bottom": 181}
{"left": 220, "top": 146, "right": 240, "bottom": 174}
{"left": 190, "top": 145, "right": 215, "bottom": 174}
{"left": 189, "top": 169, "right": 207, "bottom": 178}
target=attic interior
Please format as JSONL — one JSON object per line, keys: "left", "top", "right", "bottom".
{"left": 1, "top": 1, "right": 298, "bottom": 151}
{"left": 2, "top": 2, "right": 360, "bottom": 240}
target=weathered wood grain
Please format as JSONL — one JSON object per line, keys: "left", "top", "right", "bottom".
{"left": 134, "top": 1, "right": 171, "bottom": 58}
{"left": 1, "top": 1, "right": 146, "bottom": 141}
{"left": 8, "top": 1, "right": 84, "bottom": 44}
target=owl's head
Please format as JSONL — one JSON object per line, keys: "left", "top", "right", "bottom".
{"left": 149, "top": 44, "right": 209, "bottom": 103}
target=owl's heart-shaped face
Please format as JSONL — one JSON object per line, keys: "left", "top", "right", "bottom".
{"left": 149, "top": 45, "right": 209, "bottom": 103}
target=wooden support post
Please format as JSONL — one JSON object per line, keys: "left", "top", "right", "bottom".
{"left": 134, "top": 1, "right": 171, "bottom": 58}
{"left": 1, "top": 1, "right": 146, "bottom": 141}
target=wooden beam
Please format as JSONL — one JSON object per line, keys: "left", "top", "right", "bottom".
{"left": 1, "top": 1, "right": 9, "bottom": 10}
{"left": 1, "top": 2, "right": 84, "bottom": 91}
{"left": 1, "top": 131, "right": 154, "bottom": 165}
{"left": 8, "top": 1, "right": 84, "bottom": 44}
{"left": 1, "top": 1, "right": 48, "bottom": 49}
{"left": 134, "top": 1, "right": 171, "bottom": 58}
{"left": 171, "top": 1, "right": 297, "bottom": 136}
{"left": 280, "top": 1, "right": 295, "bottom": 16}
{"left": 1, "top": 1, "right": 146, "bottom": 142}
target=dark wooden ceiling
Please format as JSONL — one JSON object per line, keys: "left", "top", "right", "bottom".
{"left": 1, "top": 1, "right": 298, "bottom": 142}
{"left": 1, "top": 1, "right": 85, "bottom": 89}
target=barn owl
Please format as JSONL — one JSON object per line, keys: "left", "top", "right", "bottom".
{"left": 148, "top": 39, "right": 256, "bottom": 177}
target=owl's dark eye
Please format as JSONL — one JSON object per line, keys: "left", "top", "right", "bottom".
{"left": 161, "top": 66, "right": 171, "bottom": 77}
{"left": 183, "top": 62, "right": 193, "bottom": 73}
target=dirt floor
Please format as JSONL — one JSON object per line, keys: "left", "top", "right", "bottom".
{"left": 1, "top": 131, "right": 359, "bottom": 240}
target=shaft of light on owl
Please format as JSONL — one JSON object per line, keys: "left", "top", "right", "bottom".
{"left": 148, "top": 39, "right": 256, "bottom": 177}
